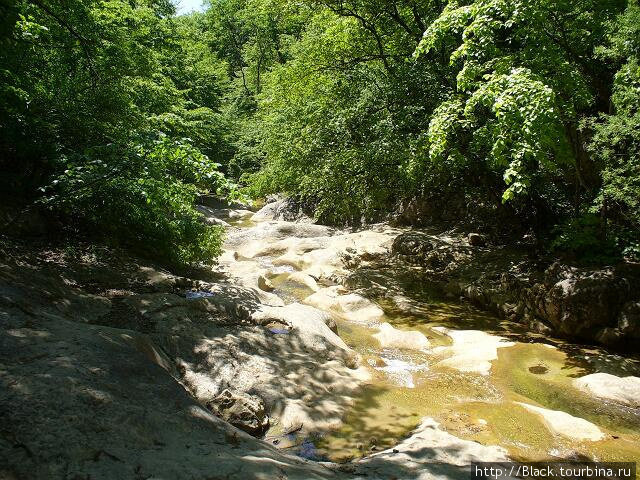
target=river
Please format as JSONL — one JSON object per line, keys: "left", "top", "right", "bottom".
{"left": 224, "top": 212, "right": 640, "bottom": 466}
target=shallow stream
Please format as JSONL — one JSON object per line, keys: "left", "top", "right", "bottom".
{"left": 229, "top": 217, "right": 640, "bottom": 466}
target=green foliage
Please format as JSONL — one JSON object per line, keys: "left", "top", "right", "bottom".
{"left": 233, "top": 0, "right": 636, "bottom": 258}
{"left": 2, "top": 0, "right": 639, "bottom": 262}
{"left": 585, "top": 2, "right": 640, "bottom": 260}
{"left": 1, "top": 0, "right": 235, "bottom": 264}
{"left": 414, "top": 0, "right": 623, "bottom": 205}
{"left": 40, "top": 138, "right": 226, "bottom": 264}
{"left": 551, "top": 214, "right": 619, "bottom": 262}
{"left": 242, "top": 5, "right": 447, "bottom": 223}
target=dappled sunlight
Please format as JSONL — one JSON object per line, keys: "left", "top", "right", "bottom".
{"left": 3, "top": 211, "right": 640, "bottom": 478}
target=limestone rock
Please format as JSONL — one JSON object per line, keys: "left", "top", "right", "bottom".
{"left": 525, "top": 263, "right": 630, "bottom": 338}
{"left": 258, "top": 275, "right": 275, "bottom": 292}
{"left": 207, "top": 389, "right": 269, "bottom": 436}
{"left": 573, "top": 373, "right": 640, "bottom": 408}
{"left": 372, "top": 323, "right": 430, "bottom": 351}
{"left": 252, "top": 303, "right": 351, "bottom": 356}
{"left": 515, "top": 402, "right": 604, "bottom": 441}
{"left": 287, "top": 271, "right": 320, "bottom": 292}
{"left": 349, "top": 418, "right": 509, "bottom": 479}
{"left": 433, "top": 328, "right": 514, "bottom": 375}
{"left": 0, "top": 314, "right": 336, "bottom": 480}
{"left": 304, "top": 287, "right": 384, "bottom": 324}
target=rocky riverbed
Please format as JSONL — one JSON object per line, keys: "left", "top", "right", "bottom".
{"left": 1, "top": 199, "right": 639, "bottom": 479}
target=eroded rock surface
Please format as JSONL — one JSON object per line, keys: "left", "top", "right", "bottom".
{"left": 0, "top": 305, "right": 337, "bottom": 480}
{"left": 515, "top": 403, "right": 605, "bottom": 442}
{"left": 206, "top": 389, "right": 270, "bottom": 436}
{"left": 433, "top": 328, "right": 514, "bottom": 375}
{"left": 13, "top": 211, "right": 631, "bottom": 479}
{"left": 390, "top": 228, "right": 640, "bottom": 349}
{"left": 373, "top": 322, "right": 430, "bottom": 351}
{"left": 304, "top": 287, "right": 385, "bottom": 324}
{"left": 346, "top": 418, "right": 509, "bottom": 480}
{"left": 573, "top": 373, "right": 640, "bottom": 408}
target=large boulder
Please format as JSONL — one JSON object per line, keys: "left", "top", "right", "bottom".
{"left": 251, "top": 198, "right": 311, "bottom": 222}
{"left": 524, "top": 263, "right": 631, "bottom": 339}
{"left": 391, "top": 232, "right": 435, "bottom": 259}
{"left": 391, "top": 231, "right": 472, "bottom": 273}
{"left": 618, "top": 301, "right": 640, "bottom": 340}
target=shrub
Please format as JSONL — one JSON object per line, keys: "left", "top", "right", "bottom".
{"left": 41, "top": 138, "right": 228, "bottom": 265}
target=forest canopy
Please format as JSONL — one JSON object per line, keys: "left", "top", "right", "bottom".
{"left": 1, "top": 0, "right": 638, "bottom": 263}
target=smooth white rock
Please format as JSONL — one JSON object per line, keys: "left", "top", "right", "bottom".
{"left": 516, "top": 402, "right": 605, "bottom": 441}
{"left": 573, "top": 372, "right": 640, "bottom": 408}
{"left": 373, "top": 322, "right": 430, "bottom": 351}
{"left": 434, "top": 327, "right": 515, "bottom": 375}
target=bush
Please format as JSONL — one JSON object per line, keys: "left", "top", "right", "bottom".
{"left": 41, "top": 138, "right": 229, "bottom": 265}
{"left": 551, "top": 214, "right": 619, "bottom": 263}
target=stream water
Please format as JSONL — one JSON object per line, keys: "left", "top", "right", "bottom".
{"left": 229, "top": 217, "right": 640, "bottom": 466}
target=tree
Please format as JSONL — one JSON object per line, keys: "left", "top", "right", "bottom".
{"left": 1, "top": 0, "right": 234, "bottom": 264}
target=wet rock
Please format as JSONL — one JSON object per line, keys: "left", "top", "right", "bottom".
{"left": 206, "top": 389, "right": 269, "bottom": 436}
{"left": 433, "top": 328, "right": 514, "bottom": 375}
{"left": 468, "top": 233, "right": 485, "bottom": 247}
{"left": 287, "top": 271, "right": 320, "bottom": 292}
{"left": 304, "top": 286, "right": 384, "bottom": 324}
{"left": 372, "top": 323, "right": 430, "bottom": 351}
{"left": 515, "top": 402, "right": 604, "bottom": 441}
{"left": 258, "top": 275, "right": 275, "bottom": 292}
{"left": 573, "top": 373, "right": 640, "bottom": 408}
